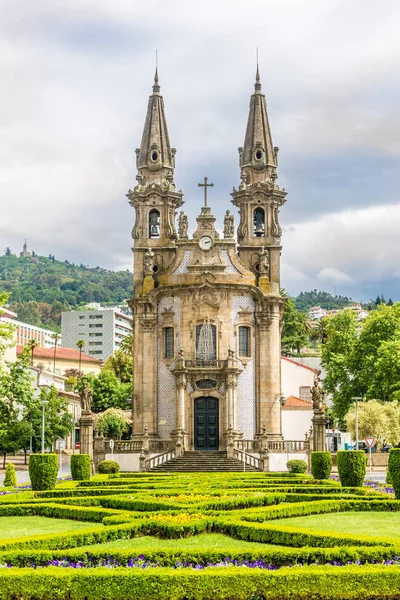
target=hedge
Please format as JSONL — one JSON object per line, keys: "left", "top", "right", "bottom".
{"left": 287, "top": 459, "right": 308, "bottom": 474}
{"left": 337, "top": 450, "right": 366, "bottom": 487}
{"left": 98, "top": 460, "right": 120, "bottom": 475}
{"left": 71, "top": 455, "right": 91, "bottom": 481}
{"left": 29, "top": 454, "right": 58, "bottom": 491}
{"left": 0, "top": 565, "right": 398, "bottom": 600}
{"left": 311, "top": 452, "right": 332, "bottom": 480}
{"left": 3, "top": 464, "right": 17, "bottom": 487}
{"left": 388, "top": 449, "right": 400, "bottom": 499}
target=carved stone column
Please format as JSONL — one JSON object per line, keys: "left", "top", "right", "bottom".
{"left": 312, "top": 411, "right": 327, "bottom": 452}
{"left": 79, "top": 410, "right": 95, "bottom": 470}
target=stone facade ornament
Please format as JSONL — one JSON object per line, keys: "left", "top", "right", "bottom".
{"left": 258, "top": 247, "right": 269, "bottom": 275}
{"left": 223, "top": 210, "right": 234, "bottom": 238}
{"left": 143, "top": 249, "right": 155, "bottom": 276}
{"left": 178, "top": 211, "right": 188, "bottom": 239}
{"left": 311, "top": 377, "right": 324, "bottom": 412}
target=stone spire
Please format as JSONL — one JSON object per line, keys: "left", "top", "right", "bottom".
{"left": 238, "top": 66, "right": 278, "bottom": 186}
{"left": 135, "top": 70, "right": 176, "bottom": 187}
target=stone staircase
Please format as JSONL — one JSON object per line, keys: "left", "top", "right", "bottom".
{"left": 149, "top": 450, "right": 261, "bottom": 472}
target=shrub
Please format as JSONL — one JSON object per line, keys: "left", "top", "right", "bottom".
{"left": 311, "top": 452, "right": 332, "bottom": 480}
{"left": 286, "top": 460, "right": 307, "bottom": 474}
{"left": 71, "top": 455, "right": 91, "bottom": 481}
{"left": 3, "top": 463, "right": 17, "bottom": 487}
{"left": 388, "top": 448, "right": 400, "bottom": 499}
{"left": 28, "top": 454, "right": 58, "bottom": 491}
{"left": 337, "top": 450, "right": 366, "bottom": 487}
{"left": 98, "top": 460, "right": 120, "bottom": 475}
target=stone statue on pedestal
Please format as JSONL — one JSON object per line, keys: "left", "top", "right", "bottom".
{"left": 223, "top": 210, "right": 234, "bottom": 238}
{"left": 258, "top": 247, "right": 269, "bottom": 275}
{"left": 79, "top": 382, "right": 93, "bottom": 413}
{"left": 143, "top": 249, "right": 155, "bottom": 276}
{"left": 311, "top": 377, "right": 324, "bottom": 412}
{"left": 178, "top": 211, "right": 188, "bottom": 239}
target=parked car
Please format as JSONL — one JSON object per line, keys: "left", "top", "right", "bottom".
{"left": 380, "top": 444, "right": 392, "bottom": 453}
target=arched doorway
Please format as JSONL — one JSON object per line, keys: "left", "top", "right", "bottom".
{"left": 194, "top": 397, "right": 219, "bottom": 450}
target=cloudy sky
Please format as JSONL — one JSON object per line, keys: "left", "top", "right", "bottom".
{"left": 1, "top": 0, "right": 399, "bottom": 302}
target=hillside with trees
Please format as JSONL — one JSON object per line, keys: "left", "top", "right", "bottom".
{"left": 0, "top": 252, "right": 133, "bottom": 330}
{"left": 294, "top": 290, "right": 353, "bottom": 311}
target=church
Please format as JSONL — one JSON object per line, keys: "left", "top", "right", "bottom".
{"left": 128, "top": 67, "right": 287, "bottom": 452}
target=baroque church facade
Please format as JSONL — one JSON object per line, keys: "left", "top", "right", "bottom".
{"left": 128, "top": 68, "right": 287, "bottom": 450}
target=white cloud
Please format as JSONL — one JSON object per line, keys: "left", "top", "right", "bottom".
{"left": 317, "top": 268, "right": 352, "bottom": 283}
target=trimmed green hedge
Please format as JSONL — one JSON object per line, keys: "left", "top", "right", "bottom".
{"left": 311, "top": 452, "right": 332, "bottom": 480}
{"left": 388, "top": 449, "right": 400, "bottom": 499}
{"left": 0, "top": 565, "right": 397, "bottom": 599}
{"left": 337, "top": 450, "right": 366, "bottom": 487}
{"left": 286, "top": 459, "right": 308, "bottom": 473}
{"left": 98, "top": 460, "right": 120, "bottom": 475}
{"left": 71, "top": 455, "right": 91, "bottom": 481}
{"left": 28, "top": 454, "right": 58, "bottom": 491}
{"left": 3, "top": 464, "right": 17, "bottom": 487}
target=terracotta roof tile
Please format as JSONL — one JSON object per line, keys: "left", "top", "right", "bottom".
{"left": 17, "top": 345, "right": 102, "bottom": 364}
{"left": 283, "top": 395, "right": 314, "bottom": 409}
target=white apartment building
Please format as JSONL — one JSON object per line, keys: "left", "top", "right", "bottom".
{"left": 0, "top": 307, "right": 58, "bottom": 348}
{"left": 61, "top": 307, "right": 133, "bottom": 361}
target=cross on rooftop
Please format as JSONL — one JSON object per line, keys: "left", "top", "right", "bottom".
{"left": 198, "top": 177, "right": 214, "bottom": 207}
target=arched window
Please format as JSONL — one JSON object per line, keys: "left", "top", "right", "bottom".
{"left": 253, "top": 208, "right": 265, "bottom": 237}
{"left": 238, "top": 326, "right": 251, "bottom": 357}
{"left": 196, "top": 321, "right": 217, "bottom": 365}
{"left": 164, "top": 327, "right": 174, "bottom": 359}
{"left": 149, "top": 209, "right": 160, "bottom": 238}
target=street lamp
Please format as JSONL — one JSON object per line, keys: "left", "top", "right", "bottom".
{"left": 41, "top": 400, "right": 49, "bottom": 453}
{"left": 352, "top": 396, "right": 363, "bottom": 450}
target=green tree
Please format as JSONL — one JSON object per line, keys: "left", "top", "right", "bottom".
{"left": 94, "top": 408, "right": 130, "bottom": 438}
{"left": 119, "top": 333, "right": 133, "bottom": 356}
{"left": 345, "top": 400, "right": 400, "bottom": 446}
{"left": 281, "top": 295, "right": 310, "bottom": 355}
{"left": 309, "top": 318, "right": 328, "bottom": 344}
{"left": 320, "top": 310, "right": 358, "bottom": 419}
{"left": 103, "top": 350, "right": 133, "bottom": 383}
{"left": 85, "top": 371, "right": 131, "bottom": 412}
{"left": 35, "top": 386, "right": 74, "bottom": 450}
{"left": 76, "top": 340, "right": 85, "bottom": 377}
{"left": 4, "top": 248, "right": 11, "bottom": 256}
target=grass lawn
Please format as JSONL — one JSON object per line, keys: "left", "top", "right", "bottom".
{"left": 281, "top": 512, "right": 400, "bottom": 540}
{"left": 81, "top": 533, "right": 280, "bottom": 552}
{"left": 0, "top": 517, "right": 97, "bottom": 539}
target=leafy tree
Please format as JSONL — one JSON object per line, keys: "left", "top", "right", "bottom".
{"left": 94, "top": 408, "right": 130, "bottom": 438}
{"left": 34, "top": 386, "right": 74, "bottom": 450}
{"left": 4, "top": 248, "right": 11, "bottom": 256}
{"left": 320, "top": 310, "right": 358, "bottom": 419}
{"left": 309, "top": 318, "right": 328, "bottom": 344}
{"left": 119, "top": 333, "right": 133, "bottom": 356}
{"left": 345, "top": 400, "right": 400, "bottom": 446}
{"left": 281, "top": 295, "right": 310, "bottom": 355}
{"left": 294, "top": 289, "right": 353, "bottom": 311}
{"left": 83, "top": 372, "right": 131, "bottom": 413}
{"left": 103, "top": 350, "right": 132, "bottom": 383}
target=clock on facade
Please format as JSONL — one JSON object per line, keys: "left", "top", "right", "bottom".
{"left": 199, "top": 236, "right": 213, "bottom": 250}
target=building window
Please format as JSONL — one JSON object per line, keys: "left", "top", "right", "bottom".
{"left": 238, "top": 326, "right": 251, "bottom": 357}
{"left": 149, "top": 209, "right": 160, "bottom": 238}
{"left": 164, "top": 327, "right": 174, "bottom": 359}
{"left": 253, "top": 208, "right": 265, "bottom": 237}
{"left": 196, "top": 322, "right": 217, "bottom": 363}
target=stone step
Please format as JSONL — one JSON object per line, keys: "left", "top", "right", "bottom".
{"left": 149, "top": 450, "right": 260, "bottom": 472}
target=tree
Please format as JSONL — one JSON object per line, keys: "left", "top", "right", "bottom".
{"left": 5, "top": 248, "right": 11, "bottom": 256}
{"left": 321, "top": 304, "right": 400, "bottom": 419}
{"left": 94, "top": 408, "right": 130, "bottom": 438}
{"left": 320, "top": 310, "right": 358, "bottom": 419}
{"left": 345, "top": 400, "right": 400, "bottom": 446}
{"left": 76, "top": 340, "right": 85, "bottom": 377}
{"left": 28, "top": 339, "right": 38, "bottom": 366}
{"left": 51, "top": 332, "right": 61, "bottom": 373}
{"left": 309, "top": 318, "right": 328, "bottom": 344}
{"left": 85, "top": 371, "right": 131, "bottom": 412}
{"left": 281, "top": 295, "right": 310, "bottom": 355}
{"left": 103, "top": 350, "right": 133, "bottom": 383}
{"left": 35, "top": 386, "right": 74, "bottom": 450}
{"left": 119, "top": 333, "right": 133, "bottom": 356}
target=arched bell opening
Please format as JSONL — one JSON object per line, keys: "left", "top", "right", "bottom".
{"left": 253, "top": 208, "right": 265, "bottom": 237}
{"left": 149, "top": 209, "right": 160, "bottom": 238}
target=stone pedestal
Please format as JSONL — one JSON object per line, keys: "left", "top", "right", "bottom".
{"left": 312, "top": 411, "right": 327, "bottom": 452}
{"left": 79, "top": 410, "right": 95, "bottom": 463}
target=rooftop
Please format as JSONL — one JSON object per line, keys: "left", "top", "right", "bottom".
{"left": 17, "top": 345, "right": 102, "bottom": 364}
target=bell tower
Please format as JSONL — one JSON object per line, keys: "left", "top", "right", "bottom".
{"left": 127, "top": 70, "right": 183, "bottom": 297}
{"left": 231, "top": 66, "right": 287, "bottom": 294}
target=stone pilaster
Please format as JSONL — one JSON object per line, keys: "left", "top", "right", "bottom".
{"left": 79, "top": 410, "right": 94, "bottom": 471}
{"left": 255, "top": 301, "right": 282, "bottom": 438}
{"left": 312, "top": 411, "right": 327, "bottom": 452}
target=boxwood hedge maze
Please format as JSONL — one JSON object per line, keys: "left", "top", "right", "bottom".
{"left": 0, "top": 471, "right": 399, "bottom": 599}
